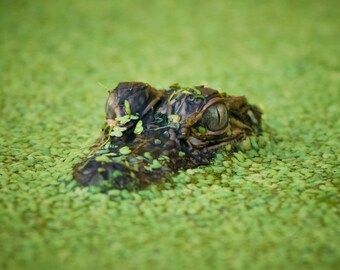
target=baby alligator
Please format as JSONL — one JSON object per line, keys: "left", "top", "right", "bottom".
{"left": 73, "top": 82, "right": 262, "bottom": 190}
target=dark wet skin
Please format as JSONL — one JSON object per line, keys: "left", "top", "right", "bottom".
{"left": 73, "top": 82, "right": 262, "bottom": 190}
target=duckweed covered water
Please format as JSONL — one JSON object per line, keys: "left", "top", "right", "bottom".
{"left": 1, "top": 0, "right": 339, "bottom": 269}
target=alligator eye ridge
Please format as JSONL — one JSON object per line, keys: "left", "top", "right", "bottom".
{"left": 201, "top": 103, "right": 229, "bottom": 132}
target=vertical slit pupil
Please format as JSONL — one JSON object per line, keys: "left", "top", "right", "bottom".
{"left": 216, "top": 106, "right": 221, "bottom": 125}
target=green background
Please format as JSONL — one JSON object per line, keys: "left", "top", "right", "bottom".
{"left": 1, "top": 0, "right": 339, "bottom": 269}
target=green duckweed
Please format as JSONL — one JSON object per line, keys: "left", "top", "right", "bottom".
{"left": 1, "top": 0, "right": 339, "bottom": 270}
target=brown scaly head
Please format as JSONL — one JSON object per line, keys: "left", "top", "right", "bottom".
{"left": 73, "top": 82, "right": 262, "bottom": 191}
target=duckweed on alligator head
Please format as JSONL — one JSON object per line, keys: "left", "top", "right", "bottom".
{"left": 73, "top": 82, "right": 262, "bottom": 190}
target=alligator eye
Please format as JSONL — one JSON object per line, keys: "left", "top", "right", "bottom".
{"left": 201, "top": 103, "right": 228, "bottom": 131}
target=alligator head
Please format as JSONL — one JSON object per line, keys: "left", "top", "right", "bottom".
{"left": 73, "top": 82, "right": 262, "bottom": 190}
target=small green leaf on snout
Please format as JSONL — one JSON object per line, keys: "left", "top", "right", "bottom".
{"left": 144, "top": 152, "right": 153, "bottom": 160}
{"left": 117, "top": 114, "right": 139, "bottom": 125}
{"left": 110, "top": 129, "right": 123, "bottom": 137}
{"left": 124, "top": 100, "right": 131, "bottom": 115}
{"left": 110, "top": 126, "right": 127, "bottom": 137}
{"left": 198, "top": 126, "right": 206, "bottom": 134}
{"left": 150, "top": 160, "right": 162, "bottom": 169}
{"left": 117, "top": 115, "right": 130, "bottom": 125}
{"left": 144, "top": 166, "right": 152, "bottom": 172}
{"left": 178, "top": 151, "right": 186, "bottom": 157}
{"left": 95, "top": 155, "right": 112, "bottom": 163}
{"left": 119, "top": 146, "right": 131, "bottom": 155}
{"left": 168, "top": 114, "right": 181, "bottom": 123}
{"left": 134, "top": 120, "right": 143, "bottom": 135}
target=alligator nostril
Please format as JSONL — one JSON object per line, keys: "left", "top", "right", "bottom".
{"left": 163, "top": 131, "right": 170, "bottom": 138}
{"left": 154, "top": 139, "right": 162, "bottom": 145}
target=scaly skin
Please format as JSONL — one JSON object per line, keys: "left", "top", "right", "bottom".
{"left": 73, "top": 82, "right": 262, "bottom": 190}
